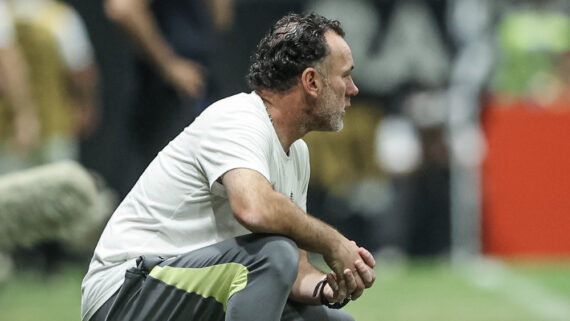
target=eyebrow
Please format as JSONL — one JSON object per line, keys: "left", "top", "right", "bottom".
{"left": 343, "top": 65, "right": 354, "bottom": 76}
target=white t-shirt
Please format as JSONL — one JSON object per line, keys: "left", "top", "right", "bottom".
{"left": 81, "top": 92, "right": 311, "bottom": 321}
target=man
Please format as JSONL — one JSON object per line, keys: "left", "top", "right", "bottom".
{"left": 82, "top": 13, "right": 375, "bottom": 321}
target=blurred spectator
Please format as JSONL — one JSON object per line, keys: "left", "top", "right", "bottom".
{"left": 489, "top": 0, "right": 570, "bottom": 110}
{"left": 0, "top": 0, "right": 100, "bottom": 273}
{"left": 104, "top": 0, "right": 234, "bottom": 196}
{"left": 0, "top": 0, "right": 99, "bottom": 175}
{"left": 0, "top": 0, "right": 40, "bottom": 171}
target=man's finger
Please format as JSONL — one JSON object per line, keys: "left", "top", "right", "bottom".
{"left": 355, "top": 259, "right": 376, "bottom": 288}
{"left": 335, "top": 277, "right": 347, "bottom": 302}
{"left": 327, "top": 273, "right": 338, "bottom": 293}
{"left": 351, "top": 286, "right": 364, "bottom": 300}
{"left": 345, "top": 266, "right": 366, "bottom": 302}
{"left": 352, "top": 269, "right": 366, "bottom": 293}
{"left": 344, "top": 268, "right": 357, "bottom": 294}
{"left": 359, "top": 247, "right": 376, "bottom": 268}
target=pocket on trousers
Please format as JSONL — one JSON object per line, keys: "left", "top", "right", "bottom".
{"left": 105, "top": 267, "right": 146, "bottom": 321}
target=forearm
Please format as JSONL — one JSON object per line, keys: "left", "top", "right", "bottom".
{"left": 105, "top": 0, "right": 177, "bottom": 73}
{"left": 205, "top": 0, "right": 234, "bottom": 32}
{"left": 68, "top": 64, "right": 98, "bottom": 111}
{"left": 234, "top": 186, "right": 346, "bottom": 257}
{"left": 289, "top": 250, "right": 326, "bottom": 305}
{"left": 0, "top": 45, "right": 36, "bottom": 114}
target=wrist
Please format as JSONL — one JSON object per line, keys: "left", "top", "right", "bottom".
{"left": 322, "top": 233, "right": 346, "bottom": 258}
{"left": 312, "top": 277, "right": 351, "bottom": 309}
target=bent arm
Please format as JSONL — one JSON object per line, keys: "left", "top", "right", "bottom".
{"left": 222, "top": 167, "right": 363, "bottom": 299}
{"left": 222, "top": 168, "right": 378, "bottom": 301}
{"left": 68, "top": 63, "right": 99, "bottom": 138}
{"left": 104, "top": 0, "right": 175, "bottom": 72}
{"left": 104, "top": 0, "right": 203, "bottom": 97}
{"left": 222, "top": 168, "right": 350, "bottom": 259}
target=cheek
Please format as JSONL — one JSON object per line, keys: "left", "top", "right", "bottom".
{"left": 339, "top": 86, "right": 348, "bottom": 99}
{"left": 334, "top": 83, "right": 346, "bottom": 98}
{"left": 341, "top": 80, "right": 351, "bottom": 96}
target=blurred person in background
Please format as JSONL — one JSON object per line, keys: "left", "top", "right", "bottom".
{"left": 104, "top": 0, "right": 234, "bottom": 196}
{"left": 0, "top": 0, "right": 99, "bottom": 174}
{"left": 489, "top": 0, "right": 570, "bottom": 110}
{"left": 0, "top": 0, "right": 100, "bottom": 273}
{"left": 0, "top": 0, "right": 40, "bottom": 173}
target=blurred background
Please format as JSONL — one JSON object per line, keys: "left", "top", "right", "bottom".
{"left": 0, "top": 0, "right": 569, "bottom": 320}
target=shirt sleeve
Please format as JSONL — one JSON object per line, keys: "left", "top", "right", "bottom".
{"left": 197, "top": 105, "right": 272, "bottom": 191}
{"left": 52, "top": 5, "right": 94, "bottom": 71}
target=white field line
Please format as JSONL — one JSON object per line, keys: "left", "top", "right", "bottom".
{"left": 458, "top": 258, "right": 570, "bottom": 321}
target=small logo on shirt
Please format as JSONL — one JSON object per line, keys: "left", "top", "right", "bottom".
{"left": 289, "top": 192, "right": 294, "bottom": 201}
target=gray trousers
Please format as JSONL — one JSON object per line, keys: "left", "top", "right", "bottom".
{"left": 90, "top": 234, "right": 354, "bottom": 321}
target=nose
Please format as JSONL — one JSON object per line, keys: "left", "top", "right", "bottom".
{"left": 347, "top": 77, "right": 359, "bottom": 96}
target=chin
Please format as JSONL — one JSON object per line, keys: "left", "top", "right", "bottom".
{"left": 332, "top": 120, "right": 344, "bottom": 132}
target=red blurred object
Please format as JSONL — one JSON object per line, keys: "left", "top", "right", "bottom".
{"left": 482, "top": 98, "right": 570, "bottom": 256}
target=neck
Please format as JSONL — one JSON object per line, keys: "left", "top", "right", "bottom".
{"left": 256, "top": 89, "right": 309, "bottom": 153}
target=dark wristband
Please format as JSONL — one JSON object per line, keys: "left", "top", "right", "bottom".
{"left": 312, "top": 278, "right": 351, "bottom": 309}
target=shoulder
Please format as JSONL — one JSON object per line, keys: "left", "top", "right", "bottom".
{"left": 202, "top": 92, "right": 264, "bottom": 118}
{"left": 198, "top": 92, "right": 270, "bottom": 131}
{"left": 190, "top": 92, "right": 274, "bottom": 154}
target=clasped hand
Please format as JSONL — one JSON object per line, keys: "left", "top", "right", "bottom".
{"left": 324, "top": 243, "right": 376, "bottom": 304}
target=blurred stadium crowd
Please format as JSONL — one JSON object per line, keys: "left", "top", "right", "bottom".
{"left": 1, "top": 0, "right": 570, "bottom": 280}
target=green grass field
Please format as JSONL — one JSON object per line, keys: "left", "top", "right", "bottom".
{"left": 1, "top": 258, "right": 569, "bottom": 321}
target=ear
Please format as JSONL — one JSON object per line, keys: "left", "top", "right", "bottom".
{"left": 300, "top": 67, "right": 321, "bottom": 98}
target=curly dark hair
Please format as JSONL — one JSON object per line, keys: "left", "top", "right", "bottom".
{"left": 246, "top": 13, "right": 345, "bottom": 92}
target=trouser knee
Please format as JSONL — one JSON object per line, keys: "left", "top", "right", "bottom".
{"left": 338, "top": 310, "right": 356, "bottom": 321}
{"left": 255, "top": 234, "right": 299, "bottom": 287}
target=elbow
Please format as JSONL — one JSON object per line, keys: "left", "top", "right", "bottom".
{"left": 233, "top": 208, "right": 271, "bottom": 233}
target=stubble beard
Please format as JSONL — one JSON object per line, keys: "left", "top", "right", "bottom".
{"left": 312, "top": 82, "right": 344, "bottom": 132}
